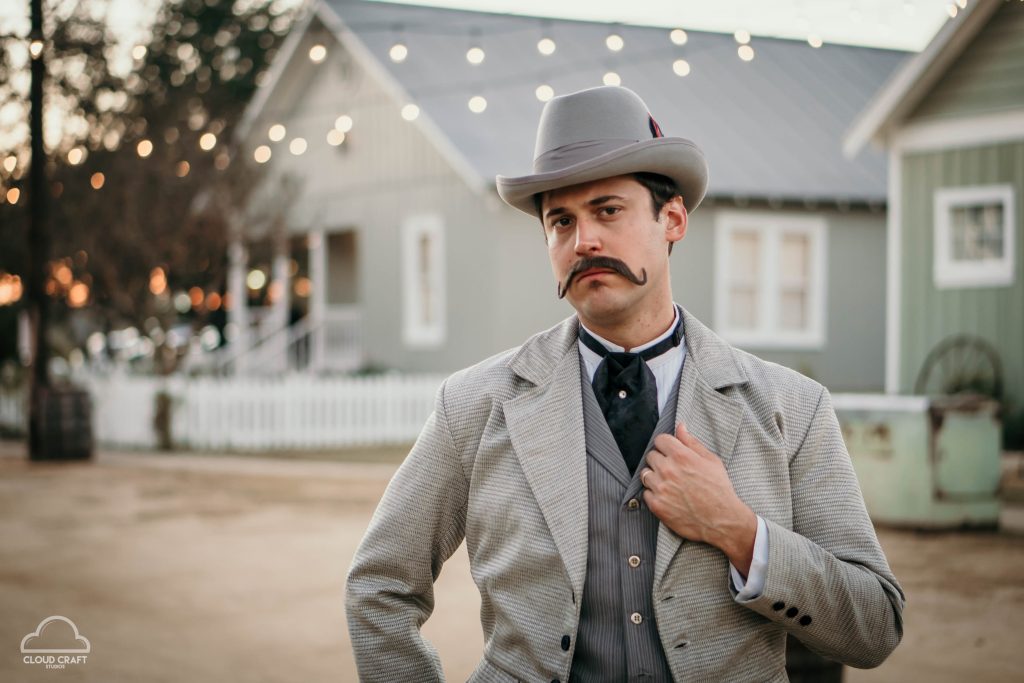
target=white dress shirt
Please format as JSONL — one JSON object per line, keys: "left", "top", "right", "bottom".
{"left": 578, "top": 308, "right": 768, "bottom": 599}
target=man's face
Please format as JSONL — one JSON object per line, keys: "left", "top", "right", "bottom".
{"left": 540, "top": 175, "right": 687, "bottom": 328}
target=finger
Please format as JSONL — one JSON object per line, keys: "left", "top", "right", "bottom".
{"left": 653, "top": 432, "right": 683, "bottom": 455}
{"left": 645, "top": 449, "right": 665, "bottom": 471}
{"left": 676, "top": 421, "right": 710, "bottom": 458}
{"left": 640, "top": 467, "right": 654, "bottom": 488}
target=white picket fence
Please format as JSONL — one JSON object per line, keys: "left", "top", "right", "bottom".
{"left": 0, "top": 385, "right": 25, "bottom": 435}
{"left": 0, "top": 373, "right": 445, "bottom": 451}
{"left": 176, "top": 374, "right": 444, "bottom": 450}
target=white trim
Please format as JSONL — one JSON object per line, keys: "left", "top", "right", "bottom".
{"left": 933, "top": 184, "right": 1016, "bottom": 289}
{"left": 314, "top": 2, "right": 487, "bottom": 194}
{"left": 308, "top": 228, "right": 326, "bottom": 371}
{"left": 401, "top": 214, "right": 446, "bottom": 348}
{"left": 885, "top": 148, "right": 902, "bottom": 395}
{"left": 894, "top": 110, "right": 1024, "bottom": 153}
{"left": 831, "top": 393, "right": 929, "bottom": 413}
{"left": 713, "top": 211, "right": 828, "bottom": 351}
{"left": 843, "top": 0, "right": 1001, "bottom": 157}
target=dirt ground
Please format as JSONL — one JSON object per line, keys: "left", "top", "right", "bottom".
{"left": 1, "top": 441, "right": 1022, "bottom": 682}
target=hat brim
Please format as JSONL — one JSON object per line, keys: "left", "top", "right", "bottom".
{"left": 496, "top": 137, "right": 708, "bottom": 217}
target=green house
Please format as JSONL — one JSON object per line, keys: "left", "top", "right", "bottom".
{"left": 845, "top": 0, "right": 1024, "bottom": 442}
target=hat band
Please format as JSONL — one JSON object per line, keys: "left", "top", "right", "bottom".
{"left": 533, "top": 138, "right": 640, "bottom": 174}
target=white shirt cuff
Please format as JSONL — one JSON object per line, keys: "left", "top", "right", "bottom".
{"left": 730, "top": 515, "right": 768, "bottom": 600}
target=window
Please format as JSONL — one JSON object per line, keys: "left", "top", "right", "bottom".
{"left": 714, "top": 212, "right": 827, "bottom": 349}
{"left": 402, "top": 215, "right": 446, "bottom": 347}
{"left": 934, "top": 185, "right": 1015, "bottom": 289}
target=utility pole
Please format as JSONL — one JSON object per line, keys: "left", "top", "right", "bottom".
{"left": 27, "top": 0, "right": 51, "bottom": 459}
{"left": 26, "top": 0, "right": 92, "bottom": 460}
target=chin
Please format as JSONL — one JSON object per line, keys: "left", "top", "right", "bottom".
{"left": 569, "top": 290, "right": 632, "bottom": 323}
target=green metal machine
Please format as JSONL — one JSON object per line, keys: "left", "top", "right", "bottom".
{"left": 832, "top": 394, "right": 1002, "bottom": 528}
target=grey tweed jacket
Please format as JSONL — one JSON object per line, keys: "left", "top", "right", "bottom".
{"left": 346, "top": 308, "right": 905, "bottom": 682}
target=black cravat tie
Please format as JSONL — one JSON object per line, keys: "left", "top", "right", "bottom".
{"left": 580, "top": 320, "right": 683, "bottom": 475}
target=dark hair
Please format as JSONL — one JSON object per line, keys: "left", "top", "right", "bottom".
{"left": 533, "top": 173, "right": 682, "bottom": 254}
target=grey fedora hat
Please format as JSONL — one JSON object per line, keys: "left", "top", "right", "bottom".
{"left": 496, "top": 85, "right": 708, "bottom": 216}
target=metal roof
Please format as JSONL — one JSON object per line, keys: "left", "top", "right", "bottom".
{"left": 320, "top": 0, "right": 909, "bottom": 203}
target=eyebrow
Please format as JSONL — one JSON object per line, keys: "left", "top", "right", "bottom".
{"left": 543, "top": 194, "right": 627, "bottom": 221}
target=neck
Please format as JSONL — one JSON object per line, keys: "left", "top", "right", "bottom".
{"left": 580, "top": 301, "right": 677, "bottom": 352}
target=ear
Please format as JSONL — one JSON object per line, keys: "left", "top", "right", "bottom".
{"left": 663, "top": 195, "right": 687, "bottom": 245}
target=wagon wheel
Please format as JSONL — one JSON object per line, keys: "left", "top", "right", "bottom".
{"left": 914, "top": 335, "right": 1003, "bottom": 400}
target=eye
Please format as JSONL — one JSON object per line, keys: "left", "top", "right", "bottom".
{"left": 550, "top": 215, "right": 574, "bottom": 231}
{"left": 598, "top": 206, "right": 621, "bottom": 217}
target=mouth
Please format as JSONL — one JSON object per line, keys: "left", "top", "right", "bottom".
{"left": 576, "top": 268, "right": 615, "bottom": 283}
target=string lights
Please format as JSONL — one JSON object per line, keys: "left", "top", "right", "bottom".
{"left": 672, "top": 59, "right": 691, "bottom": 77}
{"left": 308, "top": 44, "right": 327, "bottom": 63}
{"left": 0, "top": 16, "right": 853, "bottom": 207}
{"left": 466, "top": 45, "right": 485, "bottom": 65}
{"left": 389, "top": 42, "right": 408, "bottom": 62}
{"left": 334, "top": 115, "right": 353, "bottom": 133}
{"left": 400, "top": 103, "right": 420, "bottom": 121}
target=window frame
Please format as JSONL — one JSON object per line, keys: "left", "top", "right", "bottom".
{"left": 401, "top": 214, "right": 446, "bottom": 348}
{"left": 933, "top": 184, "right": 1016, "bottom": 289}
{"left": 713, "top": 211, "right": 828, "bottom": 350}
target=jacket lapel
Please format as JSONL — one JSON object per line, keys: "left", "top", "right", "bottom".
{"left": 503, "top": 317, "right": 590, "bottom": 598}
{"left": 654, "top": 308, "right": 748, "bottom": 589}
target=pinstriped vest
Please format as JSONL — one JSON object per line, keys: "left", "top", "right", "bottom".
{"left": 570, "top": 351, "right": 683, "bottom": 682}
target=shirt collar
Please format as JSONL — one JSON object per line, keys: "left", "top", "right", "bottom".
{"left": 578, "top": 305, "right": 681, "bottom": 358}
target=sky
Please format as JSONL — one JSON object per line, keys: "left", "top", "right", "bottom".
{"left": 376, "top": 0, "right": 960, "bottom": 52}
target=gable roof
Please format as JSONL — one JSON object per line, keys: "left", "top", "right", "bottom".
{"left": 843, "top": 0, "right": 1002, "bottom": 157}
{"left": 247, "top": 0, "right": 909, "bottom": 204}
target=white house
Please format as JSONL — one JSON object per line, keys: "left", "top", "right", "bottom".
{"left": 227, "top": 0, "right": 907, "bottom": 392}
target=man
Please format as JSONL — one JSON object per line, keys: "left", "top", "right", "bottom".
{"left": 347, "top": 86, "right": 904, "bottom": 682}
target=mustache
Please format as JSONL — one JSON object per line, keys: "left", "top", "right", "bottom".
{"left": 557, "top": 256, "right": 648, "bottom": 299}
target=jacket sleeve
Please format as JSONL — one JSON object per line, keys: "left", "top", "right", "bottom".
{"left": 734, "top": 386, "right": 906, "bottom": 668}
{"left": 345, "top": 379, "right": 469, "bottom": 682}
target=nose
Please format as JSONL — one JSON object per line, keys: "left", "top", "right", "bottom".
{"left": 574, "top": 216, "right": 602, "bottom": 255}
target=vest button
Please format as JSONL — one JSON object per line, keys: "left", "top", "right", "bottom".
{"left": 630, "top": 612, "right": 643, "bottom": 625}
{"left": 618, "top": 389, "right": 628, "bottom": 399}
{"left": 628, "top": 555, "right": 641, "bottom": 568}
{"left": 561, "top": 635, "right": 570, "bottom": 651}
{"left": 627, "top": 498, "right": 639, "bottom": 510}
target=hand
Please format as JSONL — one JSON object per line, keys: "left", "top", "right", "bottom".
{"left": 640, "top": 421, "right": 757, "bottom": 576}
